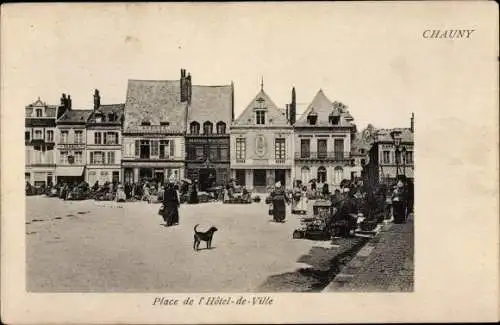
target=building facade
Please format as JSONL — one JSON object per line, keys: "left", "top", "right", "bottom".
{"left": 25, "top": 98, "right": 60, "bottom": 186}
{"left": 85, "top": 89, "right": 124, "bottom": 185}
{"left": 293, "top": 90, "right": 357, "bottom": 190}
{"left": 230, "top": 87, "right": 294, "bottom": 192}
{"left": 121, "top": 75, "right": 186, "bottom": 184}
{"left": 55, "top": 94, "right": 92, "bottom": 184}
{"left": 350, "top": 124, "right": 377, "bottom": 180}
{"left": 185, "top": 76, "right": 234, "bottom": 191}
{"left": 366, "top": 117, "right": 414, "bottom": 186}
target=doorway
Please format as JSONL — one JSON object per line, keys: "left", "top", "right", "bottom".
{"left": 139, "top": 168, "right": 153, "bottom": 181}
{"left": 154, "top": 171, "right": 164, "bottom": 184}
{"left": 275, "top": 170, "right": 286, "bottom": 188}
{"left": 199, "top": 168, "right": 216, "bottom": 191}
{"left": 235, "top": 170, "right": 246, "bottom": 186}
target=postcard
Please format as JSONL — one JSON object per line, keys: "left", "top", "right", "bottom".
{"left": 1, "top": 2, "right": 498, "bottom": 324}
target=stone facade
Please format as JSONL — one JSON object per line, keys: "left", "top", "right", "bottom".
{"left": 293, "top": 90, "right": 357, "bottom": 190}
{"left": 230, "top": 88, "right": 293, "bottom": 192}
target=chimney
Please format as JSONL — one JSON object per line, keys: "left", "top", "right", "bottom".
{"left": 410, "top": 112, "right": 414, "bottom": 132}
{"left": 289, "top": 87, "right": 296, "bottom": 125}
{"left": 186, "top": 73, "right": 192, "bottom": 104}
{"left": 67, "top": 95, "right": 72, "bottom": 110}
{"left": 93, "top": 89, "right": 100, "bottom": 110}
{"left": 231, "top": 81, "right": 235, "bottom": 121}
{"left": 180, "top": 69, "right": 187, "bottom": 102}
{"left": 57, "top": 93, "right": 68, "bottom": 119}
{"left": 285, "top": 104, "right": 289, "bottom": 122}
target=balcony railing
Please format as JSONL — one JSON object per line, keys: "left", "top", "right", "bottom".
{"left": 275, "top": 158, "right": 286, "bottom": 164}
{"left": 295, "top": 151, "right": 351, "bottom": 160}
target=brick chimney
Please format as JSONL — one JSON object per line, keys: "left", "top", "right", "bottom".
{"left": 93, "top": 89, "right": 101, "bottom": 110}
{"left": 67, "top": 95, "right": 72, "bottom": 110}
{"left": 410, "top": 112, "right": 414, "bottom": 132}
{"left": 186, "top": 73, "right": 192, "bottom": 104}
{"left": 231, "top": 81, "right": 235, "bottom": 121}
{"left": 180, "top": 69, "right": 187, "bottom": 102}
{"left": 289, "top": 87, "right": 296, "bottom": 125}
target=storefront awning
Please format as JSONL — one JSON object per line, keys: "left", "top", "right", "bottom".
{"left": 56, "top": 166, "right": 84, "bottom": 176}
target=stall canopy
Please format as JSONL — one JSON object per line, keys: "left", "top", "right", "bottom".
{"left": 56, "top": 166, "right": 84, "bottom": 176}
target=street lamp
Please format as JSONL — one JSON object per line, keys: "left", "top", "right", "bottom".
{"left": 401, "top": 147, "right": 407, "bottom": 178}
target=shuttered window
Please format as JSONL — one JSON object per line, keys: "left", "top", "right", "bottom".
{"left": 135, "top": 140, "right": 140, "bottom": 157}
{"left": 151, "top": 140, "right": 159, "bottom": 156}
{"left": 170, "top": 140, "right": 175, "bottom": 157}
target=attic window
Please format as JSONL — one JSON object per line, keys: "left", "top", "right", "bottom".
{"left": 160, "top": 121, "right": 170, "bottom": 126}
{"left": 141, "top": 121, "right": 151, "bottom": 126}
{"left": 360, "top": 149, "right": 365, "bottom": 154}
{"left": 307, "top": 109, "right": 318, "bottom": 125}
{"left": 329, "top": 113, "right": 340, "bottom": 125}
{"left": 108, "top": 113, "right": 115, "bottom": 122}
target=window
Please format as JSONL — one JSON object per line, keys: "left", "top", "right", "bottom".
{"left": 236, "top": 138, "right": 246, "bottom": 162}
{"left": 107, "top": 152, "right": 115, "bottom": 164}
{"left": 106, "top": 132, "right": 117, "bottom": 144}
{"left": 160, "top": 121, "right": 169, "bottom": 126}
{"left": 317, "top": 166, "right": 327, "bottom": 183}
{"left": 190, "top": 122, "right": 200, "bottom": 134}
{"left": 61, "top": 131, "right": 68, "bottom": 143}
{"left": 307, "top": 111, "right": 318, "bottom": 125}
{"left": 94, "top": 132, "right": 102, "bottom": 144}
{"left": 74, "top": 151, "right": 83, "bottom": 164}
{"left": 151, "top": 140, "right": 159, "bottom": 156}
{"left": 317, "top": 139, "right": 327, "bottom": 159}
{"left": 256, "top": 111, "right": 266, "bottom": 125}
{"left": 108, "top": 113, "right": 115, "bottom": 122}
{"left": 382, "top": 151, "right": 391, "bottom": 164}
{"left": 275, "top": 138, "right": 286, "bottom": 162}
{"left": 196, "top": 146, "right": 205, "bottom": 160}
{"left": 25, "top": 131, "right": 30, "bottom": 141}
{"left": 301, "top": 167, "right": 311, "bottom": 184}
{"left": 334, "top": 166, "right": 343, "bottom": 185}
{"left": 159, "top": 140, "right": 170, "bottom": 159}
{"left": 46, "top": 130, "right": 54, "bottom": 142}
{"left": 334, "top": 139, "right": 344, "bottom": 160}
{"left": 95, "top": 114, "right": 102, "bottom": 123}
{"left": 141, "top": 121, "right": 151, "bottom": 126}
{"left": 300, "top": 139, "right": 310, "bottom": 158}
{"left": 34, "top": 130, "right": 43, "bottom": 139}
{"left": 203, "top": 121, "right": 213, "bottom": 135}
{"left": 90, "top": 151, "right": 104, "bottom": 164}
{"left": 75, "top": 130, "right": 83, "bottom": 144}
{"left": 216, "top": 122, "right": 226, "bottom": 134}
{"left": 140, "top": 140, "right": 150, "bottom": 159}
{"left": 406, "top": 151, "right": 413, "bottom": 164}
{"left": 220, "top": 146, "right": 229, "bottom": 161}
{"left": 36, "top": 109, "right": 42, "bottom": 117}
{"left": 209, "top": 147, "right": 218, "bottom": 161}
{"left": 60, "top": 151, "right": 68, "bottom": 164}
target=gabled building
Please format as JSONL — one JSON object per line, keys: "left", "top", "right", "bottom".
{"left": 85, "top": 89, "right": 124, "bottom": 185}
{"left": 230, "top": 85, "right": 294, "bottom": 192}
{"left": 350, "top": 124, "right": 377, "bottom": 179}
{"left": 185, "top": 77, "right": 234, "bottom": 191}
{"left": 121, "top": 71, "right": 187, "bottom": 184}
{"left": 55, "top": 94, "right": 93, "bottom": 184}
{"left": 293, "top": 89, "right": 357, "bottom": 190}
{"left": 366, "top": 114, "right": 414, "bottom": 187}
{"left": 25, "top": 97, "right": 60, "bottom": 186}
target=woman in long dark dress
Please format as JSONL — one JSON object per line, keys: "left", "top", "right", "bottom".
{"left": 270, "top": 182, "right": 290, "bottom": 223}
{"left": 162, "top": 183, "right": 180, "bottom": 226}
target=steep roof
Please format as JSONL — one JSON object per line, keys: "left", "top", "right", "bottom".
{"left": 124, "top": 80, "right": 186, "bottom": 134}
{"left": 25, "top": 97, "right": 58, "bottom": 118}
{"left": 294, "top": 89, "right": 355, "bottom": 127}
{"left": 233, "top": 89, "right": 289, "bottom": 127}
{"left": 187, "top": 85, "right": 233, "bottom": 126}
{"left": 57, "top": 109, "right": 93, "bottom": 124}
{"left": 87, "top": 104, "right": 125, "bottom": 124}
{"left": 374, "top": 127, "right": 414, "bottom": 143}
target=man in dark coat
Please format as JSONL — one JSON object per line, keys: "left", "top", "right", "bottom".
{"left": 162, "top": 182, "right": 180, "bottom": 226}
{"left": 188, "top": 181, "right": 199, "bottom": 204}
{"left": 270, "top": 182, "right": 290, "bottom": 223}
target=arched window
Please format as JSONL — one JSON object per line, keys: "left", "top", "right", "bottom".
{"left": 203, "top": 121, "right": 213, "bottom": 135}
{"left": 190, "top": 121, "right": 200, "bottom": 134}
{"left": 333, "top": 166, "right": 343, "bottom": 185}
{"left": 216, "top": 121, "right": 226, "bottom": 134}
{"left": 317, "top": 166, "right": 327, "bottom": 183}
{"left": 301, "top": 167, "right": 311, "bottom": 184}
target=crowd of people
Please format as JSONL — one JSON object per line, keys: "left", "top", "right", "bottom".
{"left": 267, "top": 177, "right": 414, "bottom": 237}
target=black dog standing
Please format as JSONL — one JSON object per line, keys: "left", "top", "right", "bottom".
{"left": 193, "top": 224, "right": 218, "bottom": 251}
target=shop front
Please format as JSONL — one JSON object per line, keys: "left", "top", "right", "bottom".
{"left": 185, "top": 162, "right": 230, "bottom": 191}
{"left": 55, "top": 166, "right": 85, "bottom": 184}
{"left": 122, "top": 161, "right": 184, "bottom": 184}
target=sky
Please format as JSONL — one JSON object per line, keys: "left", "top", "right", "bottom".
{"left": 2, "top": 3, "right": 450, "bottom": 131}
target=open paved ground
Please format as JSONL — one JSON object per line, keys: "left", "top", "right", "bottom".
{"left": 26, "top": 196, "right": 365, "bottom": 292}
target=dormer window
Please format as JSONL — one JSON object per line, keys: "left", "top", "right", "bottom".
{"left": 216, "top": 121, "right": 226, "bottom": 134}
{"left": 203, "top": 121, "right": 213, "bottom": 135}
{"left": 190, "top": 121, "right": 200, "bottom": 134}
{"left": 141, "top": 121, "right": 151, "bottom": 126}
{"left": 108, "top": 113, "right": 115, "bottom": 122}
{"left": 35, "top": 109, "right": 42, "bottom": 117}
{"left": 160, "top": 121, "right": 170, "bottom": 126}
{"left": 329, "top": 111, "right": 340, "bottom": 125}
{"left": 307, "top": 109, "right": 318, "bottom": 125}
{"left": 95, "top": 114, "right": 103, "bottom": 123}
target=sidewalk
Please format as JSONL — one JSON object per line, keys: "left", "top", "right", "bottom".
{"left": 323, "top": 214, "right": 414, "bottom": 292}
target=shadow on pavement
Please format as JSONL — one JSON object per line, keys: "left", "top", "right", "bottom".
{"left": 258, "top": 237, "right": 369, "bottom": 292}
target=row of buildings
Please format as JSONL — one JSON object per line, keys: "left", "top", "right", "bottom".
{"left": 25, "top": 69, "right": 414, "bottom": 192}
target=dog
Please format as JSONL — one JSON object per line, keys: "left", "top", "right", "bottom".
{"left": 193, "top": 224, "right": 218, "bottom": 251}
